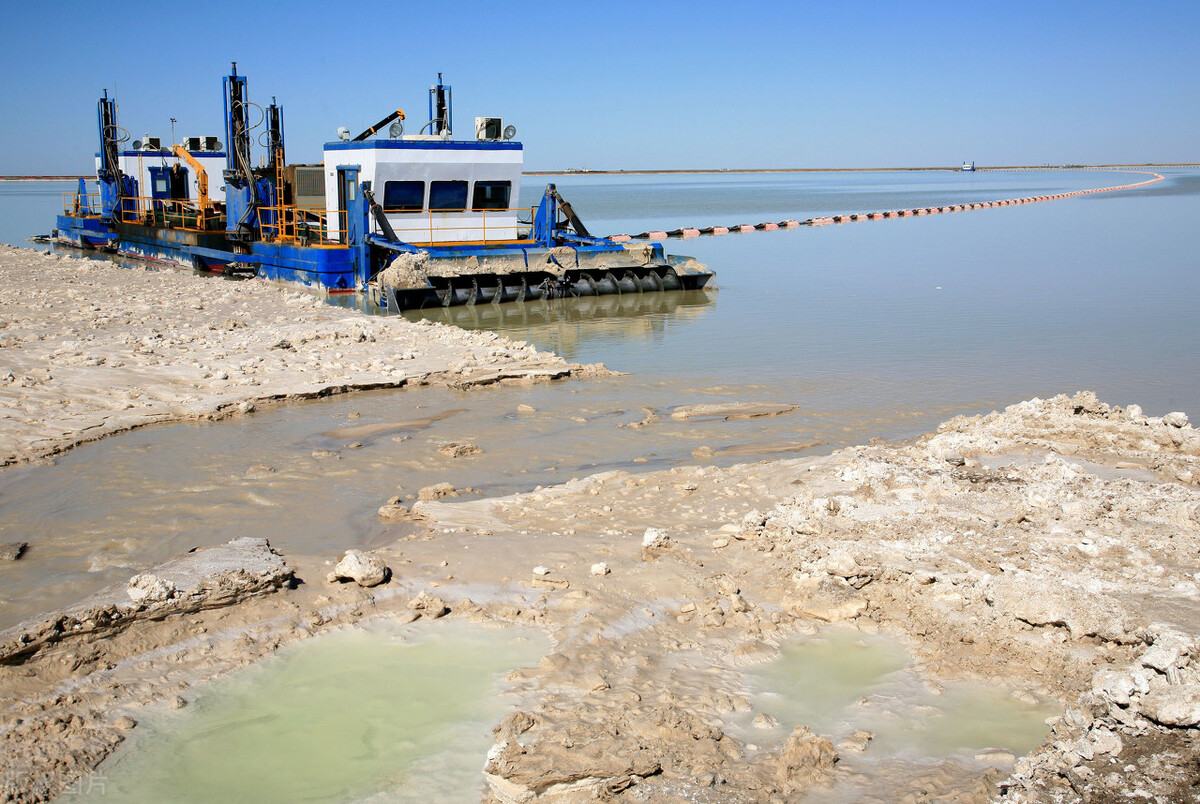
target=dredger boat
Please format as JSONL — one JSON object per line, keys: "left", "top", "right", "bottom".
{"left": 54, "top": 64, "right": 713, "bottom": 310}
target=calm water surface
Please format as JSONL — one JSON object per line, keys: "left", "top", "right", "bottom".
{"left": 67, "top": 620, "right": 548, "bottom": 803}
{"left": 1, "top": 169, "right": 1198, "bottom": 626}
{"left": 734, "top": 629, "right": 1056, "bottom": 801}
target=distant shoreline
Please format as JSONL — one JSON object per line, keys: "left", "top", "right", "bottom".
{"left": 525, "top": 163, "right": 1200, "bottom": 176}
{"left": 3, "top": 163, "right": 1198, "bottom": 181}
{"left": 0, "top": 176, "right": 89, "bottom": 182}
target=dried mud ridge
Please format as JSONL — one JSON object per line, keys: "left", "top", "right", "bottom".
{"left": 0, "top": 245, "right": 609, "bottom": 469}
{"left": 1, "top": 392, "right": 1198, "bottom": 802}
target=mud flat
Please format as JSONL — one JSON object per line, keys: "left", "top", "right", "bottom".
{"left": 0, "top": 245, "right": 606, "bottom": 467}
{"left": 1, "top": 392, "right": 1198, "bottom": 801}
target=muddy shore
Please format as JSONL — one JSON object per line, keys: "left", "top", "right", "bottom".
{"left": 0, "top": 246, "right": 607, "bottom": 468}
{"left": 1, "top": 248, "right": 1199, "bottom": 802}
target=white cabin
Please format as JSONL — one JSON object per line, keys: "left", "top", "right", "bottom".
{"left": 321, "top": 136, "right": 523, "bottom": 245}
{"left": 96, "top": 141, "right": 228, "bottom": 203}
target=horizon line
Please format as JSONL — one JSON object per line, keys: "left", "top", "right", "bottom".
{"left": 2, "top": 163, "right": 1197, "bottom": 181}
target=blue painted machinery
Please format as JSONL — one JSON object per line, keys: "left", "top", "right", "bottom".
{"left": 56, "top": 65, "right": 714, "bottom": 306}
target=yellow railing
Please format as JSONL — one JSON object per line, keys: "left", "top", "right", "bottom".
{"left": 257, "top": 204, "right": 347, "bottom": 246}
{"left": 110, "top": 196, "right": 225, "bottom": 233}
{"left": 62, "top": 192, "right": 104, "bottom": 218}
{"left": 62, "top": 191, "right": 534, "bottom": 248}
{"left": 381, "top": 206, "right": 536, "bottom": 246}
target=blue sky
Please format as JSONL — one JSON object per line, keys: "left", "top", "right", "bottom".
{"left": 1, "top": 1, "right": 1196, "bottom": 173}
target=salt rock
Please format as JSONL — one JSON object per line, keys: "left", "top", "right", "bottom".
{"left": 837, "top": 730, "right": 873, "bottom": 752}
{"left": 126, "top": 573, "right": 177, "bottom": 604}
{"left": 1142, "top": 684, "right": 1200, "bottom": 726}
{"left": 753, "top": 713, "right": 779, "bottom": 729}
{"left": 821, "top": 551, "right": 858, "bottom": 578}
{"left": 418, "top": 482, "right": 458, "bottom": 501}
{"left": 532, "top": 565, "right": 551, "bottom": 576}
{"left": 329, "top": 549, "right": 389, "bottom": 587}
{"left": 1090, "top": 728, "right": 1123, "bottom": 756}
{"left": 642, "top": 528, "right": 669, "bottom": 548}
{"left": 1140, "top": 643, "right": 1186, "bottom": 674}
{"left": 494, "top": 711, "right": 537, "bottom": 740}
{"left": 590, "top": 562, "right": 610, "bottom": 576}
{"left": 642, "top": 527, "right": 673, "bottom": 560}
{"left": 1163, "top": 411, "right": 1190, "bottom": 428}
{"left": 438, "top": 442, "right": 481, "bottom": 458}
{"left": 788, "top": 574, "right": 867, "bottom": 622}
{"left": 776, "top": 726, "right": 838, "bottom": 786}
{"left": 0, "top": 541, "right": 26, "bottom": 561}
{"left": 407, "top": 591, "right": 449, "bottom": 618}
{"left": 989, "top": 574, "right": 1131, "bottom": 642}
{"left": 1091, "top": 670, "right": 1147, "bottom": 706}
{"left": 378, "top": 502, "right": 420, "bottom": 523}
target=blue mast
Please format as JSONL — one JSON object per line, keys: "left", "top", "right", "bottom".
{"left": 96, "top": 90, "right": 133, "bottom": 224}
{"left": 222, "top": 62, "right": 258, "bottom": 243}
{"left": 428, "top": 74, "right": 452, "bottom": 135}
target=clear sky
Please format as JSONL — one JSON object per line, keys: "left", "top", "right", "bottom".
{"left": 1, "top": 0, "right": 1196, "bottom": 174}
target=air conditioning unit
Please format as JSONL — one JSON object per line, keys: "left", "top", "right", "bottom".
{"left": 475, "top": 117, "right": 502, "bottom": 141}
{"left": 286, "top": 164, "right": 325, "bottom": 209}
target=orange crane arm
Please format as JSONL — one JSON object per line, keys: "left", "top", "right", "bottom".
{"left": 171, "top": 144, "right": 209, "bottom": 210}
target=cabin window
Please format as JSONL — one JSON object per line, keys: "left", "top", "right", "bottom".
{"left": 429, "top": 180, "right": 468, "bottom": 212}
{"left": 154, "top": 177, "right": 169, "bottom": 194}
{"left": 383, "top": 180, "right": 424, "bottom": 211}
{"left": 472, "top": 181, "right": 511, "bottom": 211}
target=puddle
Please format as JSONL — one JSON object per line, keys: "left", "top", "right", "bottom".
{"left": 736, "top": 629, "right": 1056, "bottom": 795}
{"left": 63, "top": 619, "right": 547, "bottom": 803}
{"left": 743, "top": 630, "right": 911, "bottom": 733}
{"left": 0, "top": 378, "right": 844, "bottom": 630}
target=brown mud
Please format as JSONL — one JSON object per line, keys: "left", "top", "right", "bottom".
{"left": 1, "top": 392, "right": 1198, "bottom": 802}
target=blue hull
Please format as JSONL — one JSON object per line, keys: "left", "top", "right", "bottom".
{"left": 52, "top": 206, "right": 714, "bottom": 303}
{"left": 252, "top": 242, "right": 357, "bottom": 291}
{"left": 56, "top": 213, "right": 360, "bottom": 291}
{"left": 55, "top": 214, "right": 112, "bottom": 249}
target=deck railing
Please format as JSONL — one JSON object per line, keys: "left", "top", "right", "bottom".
{"left": 257, "top": 204, "right": 347, "bottom": 247}
{"left": 97, "top": 195, "right": 227, "bottom": 233}
{"left": 380, "top": 206, "right": 535, "bottom": 246}
{"left": 62, "top": 192, "right": 104, "bottom": 218}
{"left": 63, "top": 192, "right": 535, "bottom": 248}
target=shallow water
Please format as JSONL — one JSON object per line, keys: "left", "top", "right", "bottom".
{"left": 2, "top": 169, "right": 1199, "bottom": 628}
{"left": 735, "top": 629, "right": 1056, "bottom": 799}
{"left": 62, "top": 619, "right": 547, "bottom": 803}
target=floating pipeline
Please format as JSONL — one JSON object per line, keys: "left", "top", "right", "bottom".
{"left": 612, "top": 170, "right": 1166, "bottom": 241}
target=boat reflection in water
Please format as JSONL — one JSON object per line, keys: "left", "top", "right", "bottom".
{"left": 402, "top": 288, "right": 716, "bottom": 362}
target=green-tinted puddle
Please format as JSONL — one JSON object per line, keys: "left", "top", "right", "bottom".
{"left": 65, "top": 619, "right": 547, "bottom": 803}
{"left": 740, "top": 629, "right": 1056, "bottom": 760}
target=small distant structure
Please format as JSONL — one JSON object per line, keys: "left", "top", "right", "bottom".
{"left": 961, "top": 161, "right": 976, "bottom": 172}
